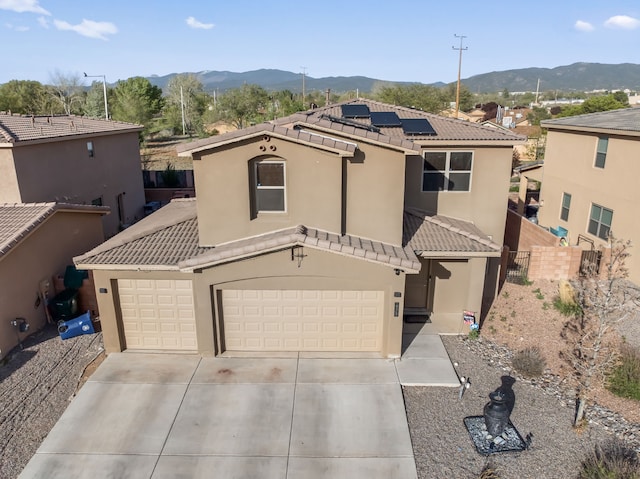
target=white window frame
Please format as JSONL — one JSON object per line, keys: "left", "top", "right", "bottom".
{"left": 587, "top": 203, "right": 613, "bottom": 240}
{"left": 594, "top": 136, "right": 608, "bottom": 169}
{"left": 421, "top": 150, "right": 473, "bottom": 192}
{"left": 255, "top": 160, "right": 286, "bottom": 213}
{"left": 560, "top": 192, "right": 571, "bottom": 222}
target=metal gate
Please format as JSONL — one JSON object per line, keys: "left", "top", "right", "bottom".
{"left": 505, "top": 251, "right": 531, "bottom": 284}
{"left": 580, "top": 250, "right": 602, "bottom": 276}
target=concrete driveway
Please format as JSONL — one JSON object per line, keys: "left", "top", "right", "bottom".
{"left": 20, "top": 353, "right": 420, "bottom": 478}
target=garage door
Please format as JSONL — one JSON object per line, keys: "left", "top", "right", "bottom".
{"left": 117, "top": 279, "right": 197, "bottom": 351}
{"left": 221, "top": 290, "right": 384, "bottom": 352}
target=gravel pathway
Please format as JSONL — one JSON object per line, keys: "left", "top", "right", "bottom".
{"left": 404, "top": 335, "right": 631, "bottom": 479}
{"left": 0, "top": 325, "right": 103, "bottom": 479}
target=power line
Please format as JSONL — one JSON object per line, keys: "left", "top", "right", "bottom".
{"left": 452, "top": 34, "right": 468, "bottom": 119}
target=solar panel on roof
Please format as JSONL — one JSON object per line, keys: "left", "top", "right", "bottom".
{"left": 341, "top": 104, "right": 370, "bottom": 118}
{"left": 370, "top": 111, "right": 402, "bottom": 127}
{"left": 401, "top": 118, "right": 437, "bottom": 136}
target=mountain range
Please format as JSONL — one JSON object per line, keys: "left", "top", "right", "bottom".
{"left": 146, "top": 62, "right": 640, "bottom": 94}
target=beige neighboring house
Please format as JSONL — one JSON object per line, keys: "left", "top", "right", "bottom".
{"left": 0, "top": 203, "right": 107, "bottom": 359}
{"left": 75, "top": 100, "right": 524, "bottom": 358}
{"left": 539, "top": 108, "right": 640, "bottom": 285}
{"left": 0, "top": 114, "right": 145, "bottom": 238}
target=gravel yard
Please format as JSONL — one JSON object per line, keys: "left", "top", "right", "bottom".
{"left": 0, "top": 326, "right": 103, "bottom": 479}
{"left": 2, "top": 279, "right": 638, "bottom": 479}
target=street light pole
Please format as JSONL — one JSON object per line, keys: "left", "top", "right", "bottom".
{"left": 452, "top": 34, "right": 468, "bottom": 119}
{"left": 84, "top": 72, "right": 109, "bottom": 120}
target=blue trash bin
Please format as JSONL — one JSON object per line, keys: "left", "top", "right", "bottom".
{"left": 58, "top": 311, "right": 95, "bottom": 340}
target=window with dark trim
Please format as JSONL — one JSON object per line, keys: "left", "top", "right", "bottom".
{"left": 560, "top": 193, "right": 571, "bottom": 221}
{"left": 255, "top": 161, "right": 285, "bottom": 212}
{"left": 588, "top": 204, "right": 613, "bottom": 240}
{"left": 422, "top": 151, "right": 473, "bottom": 192}
{"left": 87, "top": 141, "right": 94, "bottom": 158}
{"left": 595, "top": 136, "right": 608, "bottom": 168}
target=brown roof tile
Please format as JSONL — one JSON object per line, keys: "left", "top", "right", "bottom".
{"left": 0, "top": 202, "right": 108, "bottom": 258}
{"left": 403, "top": 208, "right": 501, "bottom": 256}
{"left": 0, "top": 114, "right": 142, "bottom": 144}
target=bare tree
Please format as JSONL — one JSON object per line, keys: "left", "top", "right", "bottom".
{"left": 48, "top": 70, "right": 84, "bottom": 115}
{"left": 561, "top": 236, "right": 640, "bottom": 426}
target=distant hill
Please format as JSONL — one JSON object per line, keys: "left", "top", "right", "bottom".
{"left": 462, "top": 63, "right": 640, "bottom": 92}
{"left": 146, "top": 68, "right": 419, "bottom": 94}
{"left": 146, "top": 63, "right": 640, "bottom": 94}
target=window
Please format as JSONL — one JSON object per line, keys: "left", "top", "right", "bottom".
{"left": 560, "top": 193, "right": 571, "bottom": 221}
{"left": 255, "top": 161, "right": 285, "bottom": 212}
{"left": 91, "top": 197, "right": 103, "bottom": 206}
{"left": 588, "top": 204, "right": 613, "bottom": 240}
{"left": 422, "top": 151, "right": 472, "bottom": 192}
{"left": 595, "top": 136, "right": 608, "bottom": 168}
{"left": 87, "top": 141, "right": 94, "bottom": 158}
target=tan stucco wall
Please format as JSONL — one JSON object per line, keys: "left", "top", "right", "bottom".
{"left": 194, "top": 138, "right": 343, "bottom": 245}
{"left": 409, "top": 258, "right": 487, "bottom": 334}
{"left": 538, "top": 130, "right": 640, "bottom": 284}
{"left": 0, "top": 212, "right": 105, "bottom": 360}
{"left": 404, "top": 146, "right": 514, "bottom": 242}
{"left": 5, "top": 132, "right": 145, "bottom": 238}
{"left": 92, "top": 248, "right": 405, "bottom": 358}
{"left": 193, "top": 135, "right": 406, "bottom": 247}
{"left": 0, "top": 149, "right": 21, "bottom": 201}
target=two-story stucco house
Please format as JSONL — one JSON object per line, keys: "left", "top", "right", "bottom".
{"left": 539, "top": 108, "right": 640, "bottom": 285}
{"left": 0, "top": 113, "right": 145, "bottom": 238}
{"left": 75, "top": 100, "right": 524, "bottom": 358}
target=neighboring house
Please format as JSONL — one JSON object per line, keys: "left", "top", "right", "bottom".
{"left": 0, "top": 202, "right": 107, "bottom": 359}
{"left": 75, "top": 100, "right": 524, "bottom": 358}
{"left": 0, "top": 113, "right": 146, "bottom": 237}
{"left": 539, "top": 108, "right": 640, "bottom": 285}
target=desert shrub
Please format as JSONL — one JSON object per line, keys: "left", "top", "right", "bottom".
{"left": 553, "top": 297, "right": 583, "bottom": 317}
{"left": 578, "top": 439, "right": 640, "bottom": 479}
{"left": 512, "top": 346, "right": 546, "bottom": 377}
{"left": 468, "top": 329, "right": 480, "bottom": 340}
{"left": 608, "top": 344, "right": 640, "bottom": 401}
{"left": 479, "top": 462, "right": 501, "bottom": 479}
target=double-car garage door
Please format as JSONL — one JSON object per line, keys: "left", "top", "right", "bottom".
{"left": 222, "top": 289, "right": 384, "bottom": 352}
{"left": 116, "top": 281, "right": 385, "bottom": 353}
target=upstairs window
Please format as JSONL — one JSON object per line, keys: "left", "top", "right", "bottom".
{"left": 255, "top": 161, "right": 285, "bottom": 212}
{"left": 588, "top": 204, "right": 613, "bottom": 240}
{"left": 87, "top": 141, "right": 94, "bottom": 158}
{"left": 595, "top": 136, "right": 608, "bottom": 168}
{"left": 422, "top": 151, "right": 472, "bottom": 192}
{"left": 560, "top": 193, "right": 571, "bottom": 221}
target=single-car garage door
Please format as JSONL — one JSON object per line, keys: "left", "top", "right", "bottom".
{"left": 221, "top": 290, "right": 384, "bottom": 352}
{"left": 117, "top": 279, "right": 197, "bottom": 351}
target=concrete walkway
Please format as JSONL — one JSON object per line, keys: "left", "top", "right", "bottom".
{"left": 20, "top": 336, "right": 459, "bottom": 479}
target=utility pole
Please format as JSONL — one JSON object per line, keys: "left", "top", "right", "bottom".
{"left": 535, "top": 78, "right": 541, "bottom": 105}
{"left": 180, "top": 86, "right": 186, "bottom": 135}
{"left": 301, "top": 66, "right": 307, "bottom": 109}
{"left": 452, "top": 34, "right": 468, "bottom": 119}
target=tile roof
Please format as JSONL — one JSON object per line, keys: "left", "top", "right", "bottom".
{"left": 0, "top": 114, "right": 142, "bottom": 144}
{"left": 0, "top": 202, "right": 109, "bottom": 259}
{"left": 177, "top": 122, "right": 358, "bottom": 156}
{"left": 297, "top": 99, "right": 526, "bottom": 144}
{"left": 403, "top": 208, "right": 502, "bottom": 256}
{"left": 541, "top": 108, "right": 640, "bottom": 134}
{"left": 75, "top": 199, "right": 421, "bottom": 272}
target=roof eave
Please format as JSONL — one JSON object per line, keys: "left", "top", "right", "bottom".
{"left": 416, "top": 250, "right": 502, "bottom": 258}
{"left": 541, "top": 123, "right": 640, "bottom": 137}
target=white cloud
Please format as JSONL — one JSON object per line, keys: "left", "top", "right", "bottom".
{"left": 37, "top": 15, "right": 48, "bottom": 28}
{"left": 53, "top": 18, "right": 118, "bottom": 40}
{"left": 5, "top": 22, "right": 29, "bottom": 31}
{"left": 575, "top": 20, "right": 594, "bottom": 32}
{"left": 0, "top": 0, "right": 50, "bottom": 15}
{"left": 604, "top": 15, "right": 640, "bottom": 29}
{"left": 186, "top": 16, "right": 214, "bottom": 30}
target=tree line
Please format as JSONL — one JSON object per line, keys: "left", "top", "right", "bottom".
{"left": 0, "top": 73, "right": 630, "bottom": 139}
{"left": 0, "top": 73, "right": 476, "bottom": 137}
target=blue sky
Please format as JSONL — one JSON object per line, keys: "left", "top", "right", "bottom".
{"left": 1, "top": 0, "right": 639, "bottom": 87}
